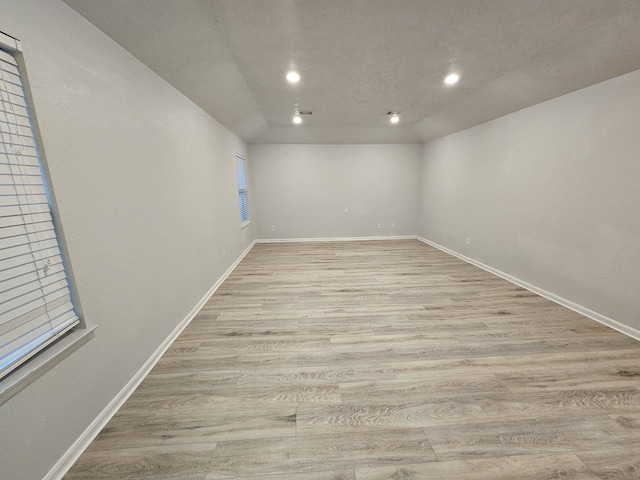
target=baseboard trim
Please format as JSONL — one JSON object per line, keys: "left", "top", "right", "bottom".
{"left": 416, "top": 236, "right": 640, "bottom": 342}
{"left": 256, "top": 235, "right": 416, "bottom": 244}
{"left": 45, "top": 240, "right": 256, "bottom": 480}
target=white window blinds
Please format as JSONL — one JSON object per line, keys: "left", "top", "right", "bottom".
{"left": 0, "top": 45, "right": 79, "bottom": 380}
{"left": 236, "top": 154, "right": 248, "bottom": 223}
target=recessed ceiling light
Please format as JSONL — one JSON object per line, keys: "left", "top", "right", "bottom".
{"left": 293, "top": 102, "right": 302, "bottom": 124}
{"left": 444, "top": 73, "right": 460, "bottom": 85}
{"left": 389, "top": 113, "right": 400, "bottom": 124}
{"left": 286, "top": 71, "right": 300, "bottom": 83}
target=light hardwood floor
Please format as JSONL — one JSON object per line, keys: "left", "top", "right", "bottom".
{"left": 64, "top": 240, "right": 640, "bottom": 479}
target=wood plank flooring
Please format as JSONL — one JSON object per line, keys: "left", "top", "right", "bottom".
{"left": 64, "top": 240, "right": 640, "bottom": 480}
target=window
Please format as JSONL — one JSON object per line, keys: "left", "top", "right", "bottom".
{"left": 0, "top": 33, "right": 79, "bottom": 381}
{"left": 236, "top": 153, "right": 249, "bottom": 224}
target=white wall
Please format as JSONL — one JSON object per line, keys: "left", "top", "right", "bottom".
{"left": 419, "top": 69, "right": 640, "bottom": 332}
{"left": 0, "top": 1, "right": 252, "bottom": 479}
{"left": 249, "top": 144, "right": 422, "bottom": 239}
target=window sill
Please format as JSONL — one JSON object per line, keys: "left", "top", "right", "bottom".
{"left": 241, "top": 220, "right": 251, "bottom": 230}
{"left": 0, "top": 325, "right": 98, "bottom": 406}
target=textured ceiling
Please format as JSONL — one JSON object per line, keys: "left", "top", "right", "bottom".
{"left": 62, "top": 0, "right": 640, "bottom": 144}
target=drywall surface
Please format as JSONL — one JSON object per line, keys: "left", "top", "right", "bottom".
{"left": 419, "top": 69, "right": 640, "bottom": 331}
{"left": 0, "top": 1, "right": 252, "bottom": 479}
{"left": 249, "top": 144, "right": 422, "bottom": 239}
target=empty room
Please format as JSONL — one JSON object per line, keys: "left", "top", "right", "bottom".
{"left": 1, "top": 1, "right": 640, "bottom": 479}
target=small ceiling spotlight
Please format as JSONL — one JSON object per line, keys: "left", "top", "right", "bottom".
{"left": 286, "top": 70, "right": 300, "bottom": 83}
{"left": 388, "top": 112, "right": 400, "bottom": 124}
{"left": 293, "top": 103, "right": 302, "bottom": 124}
{"left": 444, "top": 73, "right": 460, "bottom": 85}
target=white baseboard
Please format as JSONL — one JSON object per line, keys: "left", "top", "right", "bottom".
{"left": 416, "top": 236, "right": 640, "bottom": 342}
{"left": 256, "top": 235, "right": 416, "bottom": 244}
{"left": 45, "top": 240, "right": 256, "bottom": 480}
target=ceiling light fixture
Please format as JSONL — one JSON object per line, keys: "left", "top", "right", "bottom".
{"left": 444, "top": 73, "right": 460, "bottom": 85}
{"left": 286, "top": 70, "right": 300, "bottom": 83}
{"left": 293, "top": 103, "right": 302, "bottom": 124}
{"left": 388, "top": 112, "right": 400, "bottom": 124}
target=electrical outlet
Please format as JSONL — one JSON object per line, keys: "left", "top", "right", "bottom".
{"left": 391, "top": 222, "right": 396, "bottom": 228}
{"left": 344, "top": 207, "right": 349, "bottom": 214}
{"left": 466, "top": 237, "right": 471, "bottom": 246}
{"left": 223, "top": 249, "right": 227, "bottom": 258}
{"left": 377, "top": 223, "right": 382, "bottom": 229}
{"left": 271, "top": 225, "right": 276, "bottom": 231}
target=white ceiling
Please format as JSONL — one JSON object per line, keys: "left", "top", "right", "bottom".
{"left": 62, "top": 0, "right": 640, "bottom": 144}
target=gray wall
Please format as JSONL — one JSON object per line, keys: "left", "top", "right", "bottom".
{"left": 419, "top": 69, "right": 640, "bottom": 331}
{"left": 249, "top": 144, "right": 422, "bottom": 239}
{"left": 0, "top": 1, "right": 252, "bottom": 479}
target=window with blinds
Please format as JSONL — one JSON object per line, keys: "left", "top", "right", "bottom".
{"left": 0, "top": 37, "right": 79, "bottom": 380}
{"left": 236, "top": 154, "right": 249, "bottom": 224}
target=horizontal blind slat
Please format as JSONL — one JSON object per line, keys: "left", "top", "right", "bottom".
{"left": 47, "top": 300, "right": 76, "bottom": 322}
{"left": 0, "top": 184, "right": 46, "bottom": 198}
{"left": 0, "top": 252, "right": 40, "bottom": 272}
{"left": 0, "top": 288, "right": 44, "bottom": 321}
{"left": 0, "top": 260, "right": 37, "bottom": 284}
{"left": 0, "top": 194, "right": 47, "bottom": 207}
{"left": 0, "top": 49, "right": 17, "bottom": 65}
{"left": 40, "top": 277, "right": 71, "bottom": 296}
{"left": 0, "top": 148, "right": 39, "bottom": 160}
{"left": 0, "top": 173, "right": 43, "bottom": 186}
{"left": 0, "top": 52, "right": 19, "bottom": 68}
{"left": 0, "top": 222, "right": 56, "bottom": 242}
{"left": 0, "top": 277, "right": 44, "bottom": 310}
{"left": 0, "top": 302, "right": 45, "bottom": 336}
{"left": 0, "top": 104, "right": 30, "bottom": 121}
{"left": 20, "top": 204, "right": 50, "bottom": 215}
{"left": 0, "top": 261, "right": 63, "bottom": 289}
{"left": 0, "top": 211, "right": 51, "bottom": 228}
{"left": 0, "top": 79, "right": 23, "bottom": 98}
{"left": 44, "top": 287, "right": 72, "bottom": 306}
{"left": 50, "top": 308, "right": 79, "bottom": 333}
{"left": 0, "top": 241, "right": 60, "bottom": 264}
{"left": 0, "top": 322, "right": 53, "bottom": 372}
{"left": 0, "top": 113, "right": 31, "bottom": 129}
